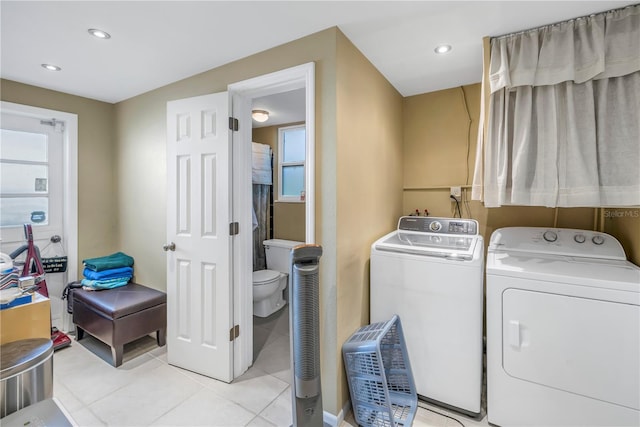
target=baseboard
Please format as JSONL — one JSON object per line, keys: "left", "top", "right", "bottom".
{"left": 323, "top": 411, "right": 339, "bottom": 427}
{"left": 323, "top": 400, "right": 351, "bottom": 427}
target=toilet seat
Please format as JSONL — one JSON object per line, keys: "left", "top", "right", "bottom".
{"left": 253, "top": 269, "right": 281, "bottom": 284}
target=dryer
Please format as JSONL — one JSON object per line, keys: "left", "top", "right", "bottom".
{"left": 370, "top": 216, "right": 484, "bottom": 416}
{"left": 486, "top": 227, "right": 640, "bottom": 426}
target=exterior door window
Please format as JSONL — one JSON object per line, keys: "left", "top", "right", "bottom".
{"left": 0, "top": 114, "right": 63, "bottom": 244}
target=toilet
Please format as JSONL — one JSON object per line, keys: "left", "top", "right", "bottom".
{"left": 253, "top": 239, "right": 302, "bottom": 317}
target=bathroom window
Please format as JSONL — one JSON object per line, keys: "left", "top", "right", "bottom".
{"left": 277, "top": 125, "right": 305, "bottom": 202}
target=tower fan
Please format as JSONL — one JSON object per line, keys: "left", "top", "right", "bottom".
{"left": 289, "top": 244, "right": 323, "bottom": 427}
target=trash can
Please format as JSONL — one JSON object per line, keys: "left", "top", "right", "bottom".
{"left": 0, "top": 338, "right": 53, "bottom": 418}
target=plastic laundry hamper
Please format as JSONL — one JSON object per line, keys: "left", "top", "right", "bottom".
{"left": 342, "top": 315, "right": 417, "bottom": 427}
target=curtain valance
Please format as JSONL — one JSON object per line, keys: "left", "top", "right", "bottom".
{"left": 473, "top": 4, "right": 640, "bottom": 208}
{"left": 489, "top": 5, "right": 640, "bottom": 93}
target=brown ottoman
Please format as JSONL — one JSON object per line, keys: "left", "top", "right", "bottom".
{"left": 72, "top": 282, "right": 166, "bottom": 367}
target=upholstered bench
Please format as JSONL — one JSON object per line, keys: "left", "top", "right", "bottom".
{"left": 72, "top": 282, "right": 166, "bottom": 367}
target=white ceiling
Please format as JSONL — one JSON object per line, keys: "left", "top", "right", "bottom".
{"left": 1, "top": 1, "right": 635, "bottom": 105}
{"left": 252, "top": 89, "right": 306, "bottom": 128}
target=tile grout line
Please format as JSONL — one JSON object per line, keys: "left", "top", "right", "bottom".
{"left": 140, "top": 362, "right": 208, "bottom": 426}
{"left": 257, "top": 384, "right": 292, "bottom": 426}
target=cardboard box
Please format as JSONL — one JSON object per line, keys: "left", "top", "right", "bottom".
{"left": 0, "top": 293, "right": 50, "bottom": 345}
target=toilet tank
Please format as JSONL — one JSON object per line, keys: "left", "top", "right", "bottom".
{"left": 264, "top": 239, "right": 303, "bottom": 274}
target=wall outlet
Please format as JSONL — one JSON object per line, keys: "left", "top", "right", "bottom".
{"left": 450, "top": 186, "right": 462, "bottom": 200}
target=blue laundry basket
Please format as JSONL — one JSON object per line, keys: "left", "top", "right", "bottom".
{"left": 342, "top": 315, "right": 417, "bottom": 427}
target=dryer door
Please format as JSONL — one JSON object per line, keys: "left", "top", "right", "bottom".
{"left": 502, "top": 289, "right": 639, "bottom": 410}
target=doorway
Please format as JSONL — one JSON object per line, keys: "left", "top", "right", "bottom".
{"left": 229, "top": 62, "right": 315, "bottom": 378}
{"left": 0, "top": 101, "right": 78, "bottom": 331}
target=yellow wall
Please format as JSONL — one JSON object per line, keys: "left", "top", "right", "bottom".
{"left": 252, "top": 123, "right": 306, "bottom": 242}
{"left": 0, "top": 79, "right": 118, "bottom": 276}
{"left": 403, "top": 85, "right": 640, "bottom": 263}
{"left": 335, "top": 31, "right": 404, "bottom": 410}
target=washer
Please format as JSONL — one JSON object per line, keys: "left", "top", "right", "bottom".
{"left": 486, "top": 227, "right": 640, "bottom": 426}
{"left": 370, "top": 216, "right": 484, "bottom": 416}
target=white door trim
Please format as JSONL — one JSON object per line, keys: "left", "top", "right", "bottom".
{"left": 0, "top": 101, "right": 78, "bottom": 284}
{"left": 228, "top": 62, "right": 315, "bottom": 377}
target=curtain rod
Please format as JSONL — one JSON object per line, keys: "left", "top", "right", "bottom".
{"left": 493, "top": 3, "right": 638, "bottom": 40}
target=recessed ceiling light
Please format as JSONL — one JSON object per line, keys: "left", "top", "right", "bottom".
{"left": 88, "top": 28, "right": 111, "bottom": 39}
{"left": 434, "top": 44, "right": 452, "bottom": 54}
{"left": 41, "top": 64, "right": 61, "bottom": 71}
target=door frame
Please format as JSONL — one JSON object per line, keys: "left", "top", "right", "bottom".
{"left": 0, "top": 101, "right": 78, "bottom": 284}
{"left": 228, "top": 62, "right": 315, "bottom": 377}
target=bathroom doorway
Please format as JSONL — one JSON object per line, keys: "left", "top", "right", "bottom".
{"left": 228, "top": 63, "right": 315, "bottom": 379}
{"left": 250, "top": 89, "right": 306, "bottom": 381}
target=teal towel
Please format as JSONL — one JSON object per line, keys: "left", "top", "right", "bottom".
{"left": 81, "top": 276, "right": 131, "bottom": 290}
{"left": 83, "top": 252, "right": 134, "bottom": 272}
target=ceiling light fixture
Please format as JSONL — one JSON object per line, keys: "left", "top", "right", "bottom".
{"left": 41, "top": 64, "right": 61, "bottom": 71}
{"left": 252, "top": 110, "right": 269, "bottom": 123}
{"left": 434, "top": 44, "right": 452, "bottom": 54}
{"left": 88, "top": 28, "right": 111, "bottom": 39}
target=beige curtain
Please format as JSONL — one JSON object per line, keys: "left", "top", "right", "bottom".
{"left": 473, "top": 5, "right": 640, "bottom": 207}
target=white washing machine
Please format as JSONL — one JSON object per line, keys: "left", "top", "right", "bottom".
{"left": 486, "top": 227, "right": 640, "bottom": 426}
{"left": 370, "top": 216, "right": 484, "bottom": 416}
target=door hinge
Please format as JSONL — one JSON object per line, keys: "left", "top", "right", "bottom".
{"left": 228, "top": 117, "right": 239, "bottom": 131}
{"left": 229, "top": 324, "right": 240, "bottom": 341}
{"left": 229, "top": 222, "right": 239, "bottom": 235}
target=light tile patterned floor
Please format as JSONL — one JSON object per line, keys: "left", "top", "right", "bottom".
{"left": 53, "top": 307, "right": 488, "bottom": 426}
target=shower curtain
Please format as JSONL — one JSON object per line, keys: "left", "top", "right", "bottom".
{"left": 253, "top": 184, "right": 269, "bottom": 271}
{"left": 252, "top": 142, "right": 272, "bottom": 271}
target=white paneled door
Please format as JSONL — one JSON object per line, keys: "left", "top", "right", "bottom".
{"left": 166, "top": 92, "right": 233, "bottom": 382}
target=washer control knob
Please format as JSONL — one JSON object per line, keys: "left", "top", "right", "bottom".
{"left": 543, "top": 230, "right": 558, "bottom": 242}
{"left": 429, "top": 221, "right": 442, "bottom": 232}
{"left": 573, "top": 234, "right": 586, "bottom": 244}
{"left": 592, "top": 235, "right": 605, "bottom": 245}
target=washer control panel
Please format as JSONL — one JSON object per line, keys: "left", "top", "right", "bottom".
{"left": 489, "top": 227, "right": 626, "bottom": 260}
{"left": 398, "top": 216, "right": 479, "bottom": 236}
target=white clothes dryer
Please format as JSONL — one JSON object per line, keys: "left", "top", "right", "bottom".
{"left": 486, "top": 227, "right": 640, "bottom": 426}
{"left": 370, "top": 216, "right": 484, "bottom": 416}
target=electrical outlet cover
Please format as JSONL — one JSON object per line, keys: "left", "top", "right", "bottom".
{"left": 450, "top": 186, "right": 462, "bottom": 198}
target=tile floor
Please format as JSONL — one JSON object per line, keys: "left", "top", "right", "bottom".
{"left": 52, "top": 307, "right": 490, "bottom": 426}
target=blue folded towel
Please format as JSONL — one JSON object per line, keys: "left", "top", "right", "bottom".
{"left": 83, "top": 266, "right": 133, "bottom": 281}
{"left": 81, "top": 276, "right": 131, "bottom": 290}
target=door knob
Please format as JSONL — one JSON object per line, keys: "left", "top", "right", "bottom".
{"left": 163, "top": 242, "right": 176, "bottom": 252}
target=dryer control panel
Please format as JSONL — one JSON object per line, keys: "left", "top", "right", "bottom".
{"left": 489, "top": 227, "right": 626, "bottom": 260}
{"left": 398, "top": 216, "right": 479, "bottom": 236}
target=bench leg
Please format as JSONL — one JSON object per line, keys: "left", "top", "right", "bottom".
{"left": 112, "top": 345, "right": 124, "bottom": 367}
{"left": 75, "top": 326, "right": 85, "bottom": 340}
{"left": 157, "top": 328, "right": 166, "bottom": 346}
